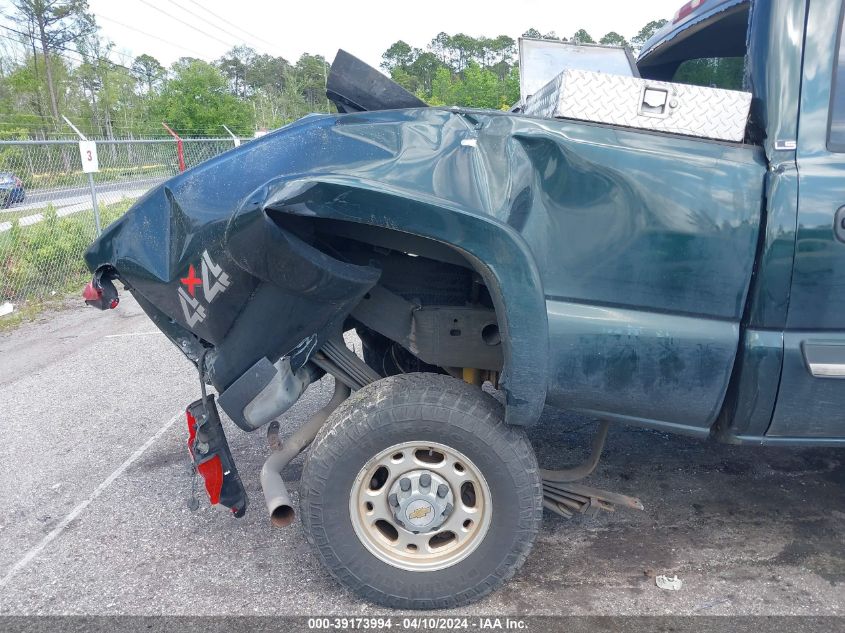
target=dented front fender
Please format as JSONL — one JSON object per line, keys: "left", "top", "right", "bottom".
{"left": 85, "top": 108, "right": 550, "bottom": 426}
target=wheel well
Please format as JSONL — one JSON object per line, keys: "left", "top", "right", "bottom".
{"left": 271, "top": 213, "right": 504, "bottom": 378}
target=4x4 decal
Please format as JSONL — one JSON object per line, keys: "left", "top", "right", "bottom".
{"left": 178, "top": 250, "right": 231, "bottom": 326}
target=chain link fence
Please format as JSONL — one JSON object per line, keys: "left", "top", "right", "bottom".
{"left": 0, "top": 137, "right": 243, "bottom": 311}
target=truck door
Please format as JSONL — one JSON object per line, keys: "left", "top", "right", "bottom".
{"left": 541, "top": 0, "right": 769, "bottom": 437}
{"left": 766, "top": 0, "right": 845, "bottom": 439}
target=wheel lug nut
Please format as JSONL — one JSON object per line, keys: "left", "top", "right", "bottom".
{"left": 419, "top": 473, "right": 431, "bottom": 488}
{"left": 443, "top": 502, "right": 453, "bottom": 517}
{"left": 399, "top": 477, "right": 411, "bottom": 492}
{"left": 437, "top": 483, "right": 448, "bottom": 498}
{"left": 388, "top": 493, "right": 399, "bottom": 507}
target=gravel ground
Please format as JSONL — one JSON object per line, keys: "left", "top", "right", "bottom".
{"left": 0, "top": 295, "right": 843, "bottom": 619}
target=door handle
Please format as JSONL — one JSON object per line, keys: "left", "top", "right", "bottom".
{"left": 836, "top": 207, "right": 845, "bottom": 243}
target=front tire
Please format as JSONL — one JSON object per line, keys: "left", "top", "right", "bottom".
{"left": 299, "top": 373, "right": 542, "bottom": 609}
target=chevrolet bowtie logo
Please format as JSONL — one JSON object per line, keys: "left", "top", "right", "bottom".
{"left": 408, "top": 506, "right": 432, "bottom": 520}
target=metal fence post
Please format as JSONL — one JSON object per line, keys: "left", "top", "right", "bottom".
{"left": 0, "top": 136, "right": 241, "bottom": 304}
{"left": 88, "top": 171, "right": 101, "bottom": 236}
{"left": 162, "top": 122, "right": 186, "bottom": 172}
{"left": 222, "top": 125, "right": 241, "bottom": 147}
{"left": 62, "top": 116, "right": 101, "bottom": 236}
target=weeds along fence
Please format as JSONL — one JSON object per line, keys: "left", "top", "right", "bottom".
{"left": 0, "top": 137, "right": 243, "bottom": 306}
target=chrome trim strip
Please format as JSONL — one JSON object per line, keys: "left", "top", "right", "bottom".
{"left": 808, "top": 363, "right": 845, "bottom": 378}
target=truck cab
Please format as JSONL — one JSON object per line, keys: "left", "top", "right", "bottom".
{"left": 640, "top": 0, "right": 845, "bottom": 443}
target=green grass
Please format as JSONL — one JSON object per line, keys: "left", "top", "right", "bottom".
{"left": 1, "top": 190, "right": 142, "bottom": 223}
{"left": 26, "top": 163, "right": 173, "bottom": 190}
{"left": 0, "top": 298, "right": 49, "bottom": 331}
{"left": 1, "top": 164, "right": 168, "bottom": 223}
{"left": 0, "top": 198, "right": 134, "bottom": 312}
{"left": 0, "top": 205, "right": 35, "bottom": 224}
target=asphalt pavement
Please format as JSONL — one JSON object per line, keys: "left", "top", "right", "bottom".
{"left": 0, "top": 295, "right": 843, "bottom": 618}
{"left": 6, "top": 177, "right": 166, "bottom": 212}
{"left": 0, "top": 177, "right": 166, "bottom": 232}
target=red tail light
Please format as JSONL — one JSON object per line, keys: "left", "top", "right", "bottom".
{"left": 197, "top": 456, "right": 224, "bottom": 505}
{"left": 82, "top": 281, "right": 102, "bottom": 302}
{"left": 83, "top": 280, "right": 118, "bottom": 309}
{"left": 186, "top": 409, "right": 224, "bottom": 505}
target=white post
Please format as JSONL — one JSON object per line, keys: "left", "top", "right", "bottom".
{"left": 62, "top": 116, "right": 102, "bottom": 236}
{"left": 222, "top": 125, "right": 241, "bottom": 147}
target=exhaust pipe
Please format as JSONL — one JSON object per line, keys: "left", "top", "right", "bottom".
{"left": 260, "top": 379, "right": 350, "bottom": 527}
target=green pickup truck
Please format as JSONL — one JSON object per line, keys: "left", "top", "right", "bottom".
{"left": 83, "top": 0, "right": 844, "bottom": 609}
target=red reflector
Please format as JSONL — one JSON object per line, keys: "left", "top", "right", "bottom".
{"left": 82, "top": 281, "right": 102, "bottom": 301}
{"left": 197, "top": 455, "right": 224, "bottom": 505}
{"left": 187, "top": 410, "right": 225, "bottom": 505}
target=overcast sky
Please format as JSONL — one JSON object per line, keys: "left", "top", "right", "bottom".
{"left": 86, "top": 0, "right": 683, "bottom": 70}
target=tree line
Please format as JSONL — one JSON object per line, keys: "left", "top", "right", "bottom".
{"left": 0, "top": 0, "right": 333, "bottom": 139}
{"left": 0, "top": 1, "right": 741, "bottom": 141}
{"left": 380, "top": 21, "right": 668, "bottom": 110}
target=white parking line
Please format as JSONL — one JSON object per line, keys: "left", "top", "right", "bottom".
{"left": 104, "top": 331, "right": 160, "bottom": 338}
{"left": 0, "top": 410, "right": 183, "bottom": 590}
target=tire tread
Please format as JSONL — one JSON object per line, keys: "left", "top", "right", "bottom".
{"left": 300, "top": 373, "right": 542, "bottom": 609}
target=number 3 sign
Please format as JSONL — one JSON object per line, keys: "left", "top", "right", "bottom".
{"left": 79, "top": 140, "right": 99, "bottom": 173}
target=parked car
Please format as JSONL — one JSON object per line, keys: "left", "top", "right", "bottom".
{"left": 0, "top": 172, "right": 25, "bottom": 207}
{"left": 83, "top": 0, "right": 845, "bottom": 610}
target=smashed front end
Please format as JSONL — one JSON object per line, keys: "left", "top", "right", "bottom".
{"left": 84, "top": 145, "right": 381, "bottom": 431}
{"left": 84, "top": 115, "right": 388, "bottom": 516}
{"left": 82, "top": 51, "right": 551, "bottom": 521}
{"left": 84, "top": 53, "right": 433, "bottom": 437}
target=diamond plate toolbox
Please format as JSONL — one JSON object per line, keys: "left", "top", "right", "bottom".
{"left": 521, "top": 69, "right": 752, "bottom": 142}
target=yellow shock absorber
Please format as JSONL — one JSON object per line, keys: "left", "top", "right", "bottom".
{"left": 462, "top": 367, "right": 482, "bottom": 386}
